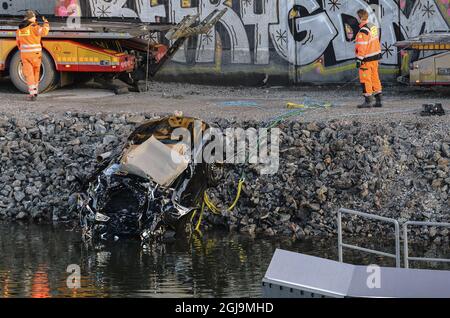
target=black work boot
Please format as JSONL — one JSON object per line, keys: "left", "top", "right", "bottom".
{"left": 374, "top": 93, "right": 383, "bottom": 108}
{"left": 357, "top": 95, "right": 373, "bottom": 108}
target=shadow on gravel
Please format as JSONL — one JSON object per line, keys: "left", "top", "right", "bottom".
{"left": 2, "top": 77, "right": 450, "bottom": 100}
{"left": 0, "top": 78, "right": 19, "bottom": 94}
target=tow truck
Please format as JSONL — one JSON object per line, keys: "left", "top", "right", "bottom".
{"left": 0, "top": 9, "right": 226, "bottom": 94}
{"left": 395, "top": 32, "right": 450, "bottom": 86}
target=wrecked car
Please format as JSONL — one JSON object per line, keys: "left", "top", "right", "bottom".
{"left": 76, "top": 116, "right": 218, "bottom": 243}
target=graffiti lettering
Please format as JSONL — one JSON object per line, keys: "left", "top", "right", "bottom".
{"left": 1, "top": 0, "right": 449, "bottom": 80}
{"left": 76, "top": 0, "right": 449, "bottom": 67}
{"left": 240, "top": 0, "right": 278, "bottom": 65}
{"left": 324, "top": 0, "right": 378, "bottom": 63}
{"left": 196, "top": 0, "right": 250, "bottom": 64}
{"left": 268, "top": 0, "right": 338, "bottom": 66}
{"left": 167, "top": 0, "right": 196, "bottom": 63}
{"left": 88, "top": 0, "right": 138, "bottom": 18}
{"left": 379, "top": 0, "right": 449, "bottom": 65}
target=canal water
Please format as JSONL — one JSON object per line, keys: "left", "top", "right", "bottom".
{"left": 0, "top": 221, "right": 448, "bottom": 298}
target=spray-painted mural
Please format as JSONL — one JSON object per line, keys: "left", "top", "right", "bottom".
{"left": 1, "top": 1, "right": 450, "bottom": 83}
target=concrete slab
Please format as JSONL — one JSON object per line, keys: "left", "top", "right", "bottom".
{"left": 41, "top": 88, "right": 115, "bottom": 101}
{"left": 263, "top": 249, "right": 450, "bottom": 298}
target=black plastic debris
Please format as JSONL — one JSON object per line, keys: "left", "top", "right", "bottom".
{"left": 420, "top": 103, "right": 446, "bottom": 117}
{"left": 76, "top": 116, "right": 216, "bottom": 243}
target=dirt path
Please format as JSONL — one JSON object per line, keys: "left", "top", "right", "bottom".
{"left": 0, "top": 78, "right": 449, "bottom": 123}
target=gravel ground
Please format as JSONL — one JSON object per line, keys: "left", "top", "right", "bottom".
{"left": 1, "top": 78, "right": 449, "bottom": 123}
{"left": 0, "top": 78, "right": 449, "bottom": 242}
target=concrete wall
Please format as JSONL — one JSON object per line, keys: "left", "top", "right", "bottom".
{"left": 0, "top": 1, "right": 54, "bottom": 15}
{"left": 2, "top": 0, "right": 450, "bottom": 84}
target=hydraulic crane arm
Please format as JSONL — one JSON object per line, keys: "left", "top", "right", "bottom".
{"left": 165, "top": 8, "right": 227, "bottom": 41}
{"left": 146, "top": 8, "right": 227, "bottom": 77}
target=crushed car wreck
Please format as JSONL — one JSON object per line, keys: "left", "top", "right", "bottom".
{"left": 76, "top": 116, "right": 218, "bottom": 243}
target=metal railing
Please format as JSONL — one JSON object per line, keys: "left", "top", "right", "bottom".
{"left": 338, "top": 208, "right": 401, "bottom": 268}
{"left": 403, "top": 221, "right": 450, "bottom": 269}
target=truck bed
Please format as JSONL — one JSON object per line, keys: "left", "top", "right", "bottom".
{"left": 395, "top": 32, "right": 450, "bottom": 50}
{"left": 0, "top": 17, "right": 175, "bottom": 39}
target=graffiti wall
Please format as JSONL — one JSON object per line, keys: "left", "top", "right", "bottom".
{"left": 0, "top": 1, "right": 54, "bottom": 15}
{"left": 1, "top": 1, "right": 450, "bottom": 84}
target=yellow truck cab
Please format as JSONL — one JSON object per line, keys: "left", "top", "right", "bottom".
{"left": 395, "top": 32, "right": 450, "bottom": 86}
{"left": 0, "top": 10, "right": 226, "bottom": 93}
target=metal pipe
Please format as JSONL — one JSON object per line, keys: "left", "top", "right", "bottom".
{"left": 96, "top": 151, "right": 112, "bottom": 162}
{"left": 338, "top": 208, "right": 401, "bottom": 267}
{"left": 408, "top": 257, "right": 450, "bottom": 263}
{"left": 405, "top": 221, "right": 450, "bottom": 227}
{"left": 338, "top": 210, "right": 343, "bottom": 263}
{"left": 394, "top": 221, "right": 401, "bottom": 268}
{"left": 341, "top": 243, "right": 397, "bottom": 259}
{"left": 339, "top": 208, "right": 450, "bottom": 269}
{"left": 339, "top": 208, "right": 399, "bottom": 224}
{"left": 403, "top": 221, "right": 450, "bottom": 269}
{"left": 403, "top": 223, "right": 409, "bottom": 269}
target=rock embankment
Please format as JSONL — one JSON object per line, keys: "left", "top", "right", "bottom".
{"left": 0, "top": 112, "right": 140, "bottom": 222}
{"left": 207, "top": 118, "right": 449, "bottom": 243}
{"left": 0, "top": 112, "right": 448, "bottom": 242}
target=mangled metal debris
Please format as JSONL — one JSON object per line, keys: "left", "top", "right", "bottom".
{"left": 420, "top": 103, "right": 446, "bottom": 117}
{"left": 77, "top": 116, "right": 216, "bottom": 243}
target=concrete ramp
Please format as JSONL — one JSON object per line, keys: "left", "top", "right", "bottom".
{"left": 42, "top": 88, "right": 115, "bottom": 100}
{"left": 262, "top": 249, "right": 450, "bottom": 298}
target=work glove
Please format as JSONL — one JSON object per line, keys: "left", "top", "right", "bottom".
{"left": 356, "top": 60, "right": 363, "bottom": 69}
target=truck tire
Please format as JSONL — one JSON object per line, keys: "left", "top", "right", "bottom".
{"left": 9, "top": 50, "right": 59, "bottom": 94}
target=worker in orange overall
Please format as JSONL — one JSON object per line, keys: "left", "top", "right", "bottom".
{"left": 16, "top": 10, "right": 50, "bottom": 101}
{"left": 355, "top": 9, "right": 382, "bottom": 108}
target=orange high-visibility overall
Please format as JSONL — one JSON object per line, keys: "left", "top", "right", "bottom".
{"left": 16, "top": 21, "right": 50, "bottom": 96}
{"left": 355, "top": 21, "right": 382, "bottom": 96}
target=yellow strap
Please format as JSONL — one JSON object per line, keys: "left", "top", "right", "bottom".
{"left": 203, "top": 178, "right": 245, "bottom": 215}
{"left": 195, "top": 201, "right": 205, "bottom": 232}
{"left": 190, "top": 209, "right": 197, "bottom": 223}
{"left": 192, "top": 178, "right": 245, "bottom": 232}
{"left": 227, "top": 178, "right": 245, "bottom": 211}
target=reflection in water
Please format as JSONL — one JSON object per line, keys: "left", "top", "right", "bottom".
{"left": 0, "top": 222, "right": 448, "bottom": 298}
{"left": 31, "top": 266, "right": 51, "bottom": 298}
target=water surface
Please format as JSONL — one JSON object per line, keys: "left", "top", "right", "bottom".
{"left": 0, "top": 222, "right": 447, "bottom": 298}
